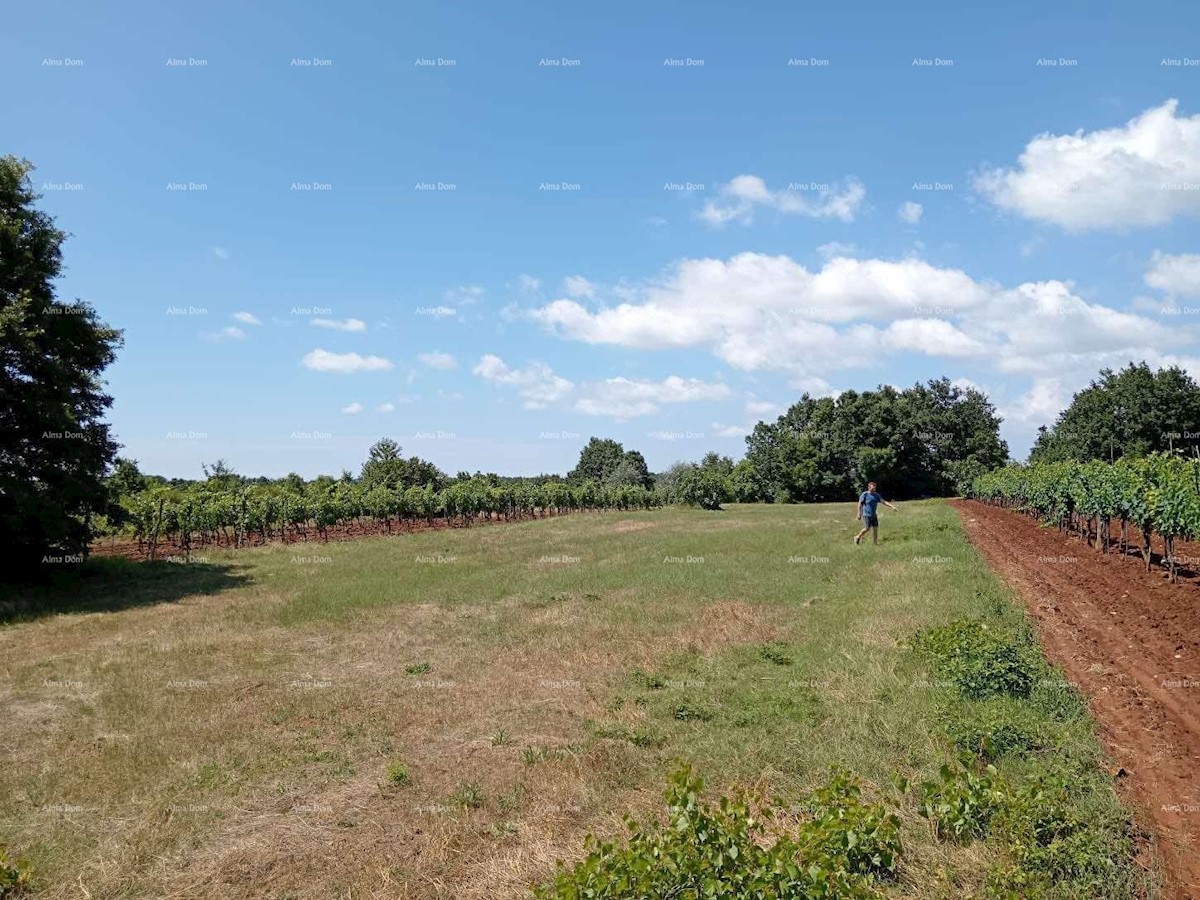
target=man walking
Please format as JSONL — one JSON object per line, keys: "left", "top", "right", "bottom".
{"left": 854, "top": 481, "right": 898, "bottom": 545}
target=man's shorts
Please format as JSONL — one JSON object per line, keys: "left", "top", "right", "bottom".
{"left": 863, "top": 514, "right": 879, "bottom": 528}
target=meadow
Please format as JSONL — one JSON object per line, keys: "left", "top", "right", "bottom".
{"left": 0, "top": 502, "right": 1148, "bottom": 898}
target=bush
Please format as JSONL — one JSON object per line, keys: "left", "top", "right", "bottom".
{"left": 0, "top": 847, "right": 31, "bottom": 898}
{"left": 534, "top": 766, "right": 899, "bottom": 899}
{"left": 913, "top": 620, "right": 1041, "bottom": 700}
{"left": 945, "top": 698, "right": 1043, "bottom": 760}
{"left": 916, "top": 758, "right": 1005, "bottom": 842}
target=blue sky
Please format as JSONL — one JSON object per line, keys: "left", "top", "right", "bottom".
{"left": 7, "top": 0, "right": 1200, "bottom": 478}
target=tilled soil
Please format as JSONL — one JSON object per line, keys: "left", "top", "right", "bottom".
{"left": 952, "top": 499, "right": 1200, "bottom": 900}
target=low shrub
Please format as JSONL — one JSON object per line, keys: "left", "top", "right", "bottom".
{"left": 534, "top": 766, "right": 899, "bottom": 899}
{"left": 913, "top": 619, "right": 1041, "bottom": 700}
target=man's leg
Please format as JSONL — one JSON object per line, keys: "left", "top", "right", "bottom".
{"left": 871, "top": 523, "right": 879, "bottom": 544}
{"left": 854, "top": 524, "right": 869, "bottom": 544}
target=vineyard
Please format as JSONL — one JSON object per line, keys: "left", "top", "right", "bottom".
{"left": 107, "top": 478, "right": 662, "bottom": 560}
{"left": 971, "top": 452, "right": 1200, "bottom": 581}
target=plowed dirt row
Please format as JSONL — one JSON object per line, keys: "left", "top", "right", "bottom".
{"left": 951, "top": 500, "right": 1200, "bottom": 900}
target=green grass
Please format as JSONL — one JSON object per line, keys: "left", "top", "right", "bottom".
{"left": 0, "top": 502, "right": 1149, "bottom": 898}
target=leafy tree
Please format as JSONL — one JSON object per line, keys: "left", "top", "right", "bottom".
{"left": 1030, "top": 363, "right": 1200, "bottom": 463}
{"left": 621, "top": 449, "right": 653, "bottom": 489}
{"left": 679, "top": 453, "right": 734, "bottom": 510}
{"left": 107, "top": 457, "right": 147, "bottom": 499}
{"left": 568, "top": 437, "right": 628, "bottom": 484}
{"left": 744, "top": 379, "right": 1007, "bottom": 501}
{"left": 0, "top": 156, "right": 122, "bottom": 567}
{"left": 602, "top": 458, "right": 647, "bottom": 488}
{"left": 653, "top": 461, "right": 694, "bottom": 503}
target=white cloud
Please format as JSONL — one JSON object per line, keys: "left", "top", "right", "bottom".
{"left": 1001, "top": 378, "right": 1069, "bottom": 424}
{"left": 563, "top": 275, "right": 596, "bottom": 298}
{"left": 311, "top": 317, "right": 366, "bottom": 332}
{"left": 472, "top": 354, "right": 574, "bottom": 410}
{"left": 232, "top": 311, "right": 261, "bottom": 325}
{"left": 212, "top": 246, "right": 230, "bottom": 260}
{"left": 301, "top": 349, "right": 394, "bottom": 373}
{"left": 575, "top": 375, "right": 731, "bottom": 419}
{"left": 204, "top": 326, "right": 245, "bottom": 342}
{"left": 897, "top": 201, "right": 923, "bottom": 225}
{"left": 341, "top": 402, "right": 364, "bottom": 415}
{"left": 445, "top": 285, "right": 485, "bottom": 305}
{"left": 976, "top": 99, "right": 1200, "bottom": 230}
{"left": 418, "top": 351, "right": 458, "bottom": 370}
{"left": 745, "top": 400, "right": 781, "bottom": 418}
{"left": 527, "top": 251, "right": 1199, "bottom": 392}
{"left": 376, "top": 402, "right": 396, "bottom": 412}
{"left": 712, "top": 422, "right": 751, "bottom": 438}
{"left": 816, "top": 241, "right": 856, "bottom": 260}
{"left": 518, "top": 274, "right": 541, "bottom": 293}
{"left": 699, "top": 174, "right": 866, "bottom": 226}
{"left": 472, "top": 354, "right": 729, "bottom": 419}
{"left": 885, "top": 318, "right": 983, "bottom": 357}
{"left": 1145, "top": 251, "right": 1200, "bottom": 298}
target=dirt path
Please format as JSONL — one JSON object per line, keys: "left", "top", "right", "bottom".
{"left": 951, "top": 500, "right": 1200, "bottom": 900}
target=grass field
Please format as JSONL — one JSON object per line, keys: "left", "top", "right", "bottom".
{"left": 0, "top": 502, "right": 1149, "bottom": 898}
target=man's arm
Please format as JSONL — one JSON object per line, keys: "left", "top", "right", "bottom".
{"left": 883, "top": 498, "right": 899, "bottom": 511}
{"left": 856, "top": 495, "right": 864, "bottom": 519}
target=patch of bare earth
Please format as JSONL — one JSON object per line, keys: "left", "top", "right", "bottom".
{"left": 952, "top": 499, "right": 1200, "bottom": 900}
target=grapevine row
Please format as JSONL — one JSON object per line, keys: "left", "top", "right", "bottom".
{"left": 114, "top": 478, "right": 662, "bottom": 560}
{"left": 970, "top": 454, "right": 1200, "bottom": 582}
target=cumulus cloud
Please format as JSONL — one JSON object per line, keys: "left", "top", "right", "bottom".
{"left": 301, "top": 349, "right": 394, "bottom": 373}
{"left": 418, "top": 351, "right": 458, "bottom": 370}
{"left": 517, "top": 274, "right": 541, "bottom": 293}
{"left": 311, "top": 317, "right": 366, "bottom": 332}
{"left": 377, "top": 402, "right": 396, "bottom": 412}
{"left": 232, "top": 311, "right": 261, "bottom": 325}
{"left": 341, "top": 402, "right": 364, "bottom": 415}
{"left": 699, "top": 174, "right": 866, "bottom": 226}
{"left": 897, "top": 201, "right": 924, "bottom": 224}
{"left": 1145, "top": 251, "right": 1200, "bottom": 298}
{"left": 1001, "top": 378, "right": 1069, "bottom": 424}
{"left": 745, "top": 400, "right": 782, "bottom": 417}
{"left": 472, "top": 354, "right": 729, "bottom": 419}
{"left": 472, "top": 354, "right": 574, "bottom": 410}
{"left": 527, "top": 251, "right": 1197, "bottom": 389}
{"left": 212, "top": 246, "right": 230, "bottom": 260}
{"left": 976, "top": 99, "right": 1200, "bottom": 230}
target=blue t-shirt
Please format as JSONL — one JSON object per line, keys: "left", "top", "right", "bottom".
{"left": 860, "top": 491, "right": 883, "bottom": 517}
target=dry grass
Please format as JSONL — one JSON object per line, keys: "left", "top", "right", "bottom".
{"left": 0, "top": 502, "right": 1133, "bottom": 898}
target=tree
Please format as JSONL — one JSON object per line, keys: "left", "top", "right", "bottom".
{"left": 678, "top": 454, "right": 734, "bottom": 510}
{"left": 569, "top": 437, "right": 628, "bottom": 483}
{"left": 360, "top": 438, "right": 406, "bottom": 489}
{"left": 742, "top": 379, "right": 1007, "bottom": 502}
{"left": 1030, "top": 363, "right": 1200, "bottom": 463}
{"left": 0, "top": 156, "right": 122, "bottom": 567}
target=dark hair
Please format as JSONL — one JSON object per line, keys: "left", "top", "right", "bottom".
{"left": 867, "top": 481, "right": 877, "bottom": 488}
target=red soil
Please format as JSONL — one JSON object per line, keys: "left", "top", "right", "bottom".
{"left": 952, "top": 499, "right": 1200, "bottom": 899}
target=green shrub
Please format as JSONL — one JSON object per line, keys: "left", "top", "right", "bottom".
{"left": 945, "top": 698, "right": 1043, "bottom": 760}
{"left": 534, "top": 766, "right": 899, "bottom": 899}
{"left": 384, "top": 760, "right": 410, "bottom": 786}
{"left": 0, "top": 847, "right": 31, "bottom": 898}
{"left": 916, "top": 758, "right": 1005, "bottom": 842}
{"left": 913, "top": 620, "right": 1041, "bottom": 700}
{"left": 404, "top": 662, "right": 431, "bottom": 675}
